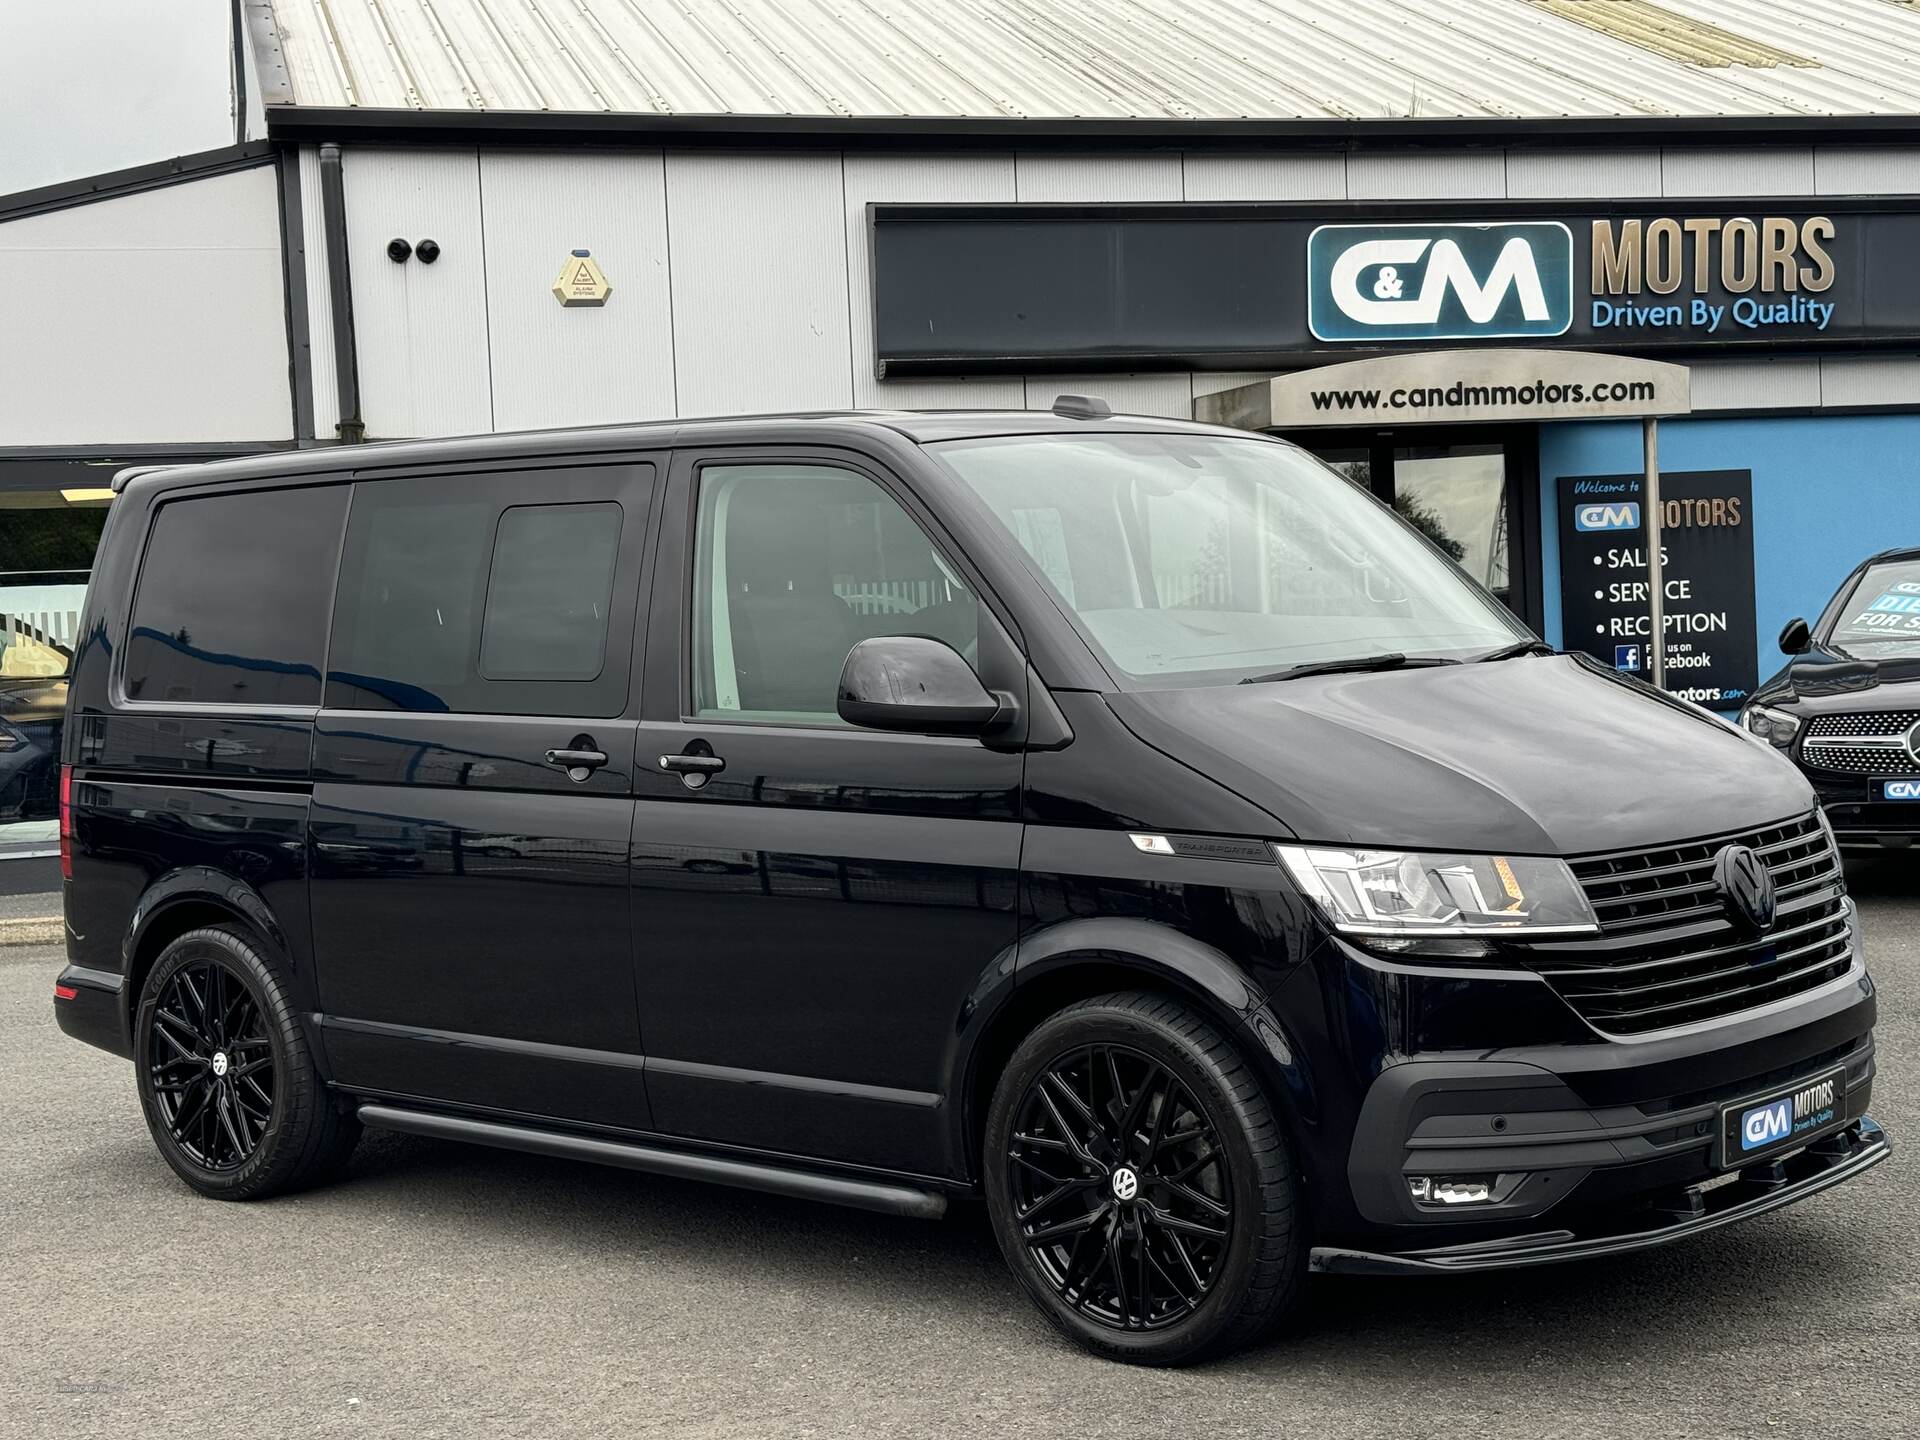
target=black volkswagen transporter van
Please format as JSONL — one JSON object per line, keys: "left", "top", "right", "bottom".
{"left": 54, "top": 408, "right": 1886, "bottom": 1365}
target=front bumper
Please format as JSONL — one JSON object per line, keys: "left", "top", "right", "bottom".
{"left": 1313, "top": 1115, "right": 1889, "bottom": 1274}
{"left": 1799, "top": 768, "right": 1920, "bottom": 843}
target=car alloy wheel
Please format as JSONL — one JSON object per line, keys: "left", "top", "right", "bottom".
{"left": 135, "top": 924, "right": 360, "bottom": 1200}
{"left": 986, "top": 992, "right": 1303, "bottom": 1365}
{"left": 1007, "top": 1043, "right": 1232, "bottom": 1331}
{"left": 146, "top": 957, "right": 276, "bottom": 1171}
{"left": 1006, "top": 1044, "right": 1228, "bottom": 1336}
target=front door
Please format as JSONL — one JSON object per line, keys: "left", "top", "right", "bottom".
{"left": 308, "top": 459, "right": 660, "bottom": 1131}
{"left": 1291, "top": 425, "right": 1542, "bottom": 632}
{"left": 630, "top": 449, "right": 1025, "bottom": 1179}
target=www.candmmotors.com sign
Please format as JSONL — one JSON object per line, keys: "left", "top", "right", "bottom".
{"left": 1308, "top": 223, "right": 1574, "bottom": 342}
{"left": 1194, "top": 350, "right": 1690, "bottom": 430}
{"left": 869, "top": 200, "right": 1920, "bottom": 374}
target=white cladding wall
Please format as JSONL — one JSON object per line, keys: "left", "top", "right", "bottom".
{"left": 0, "top": 165, "right": 292, "bottom": 445}
{"left": 484, "top": 151, "right": 675, "bottom": 430}
{"left": 342, "top": 150, "right": 494, "bottom": 437}
{"left": 665, "top": 153, "right": 853, "bottom": 417}
{"left": 334, "top": 144, "right": 1920, "bottom": 437}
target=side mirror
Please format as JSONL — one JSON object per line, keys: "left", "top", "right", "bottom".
{"left": 1779, "top": 617, "right": 1811, "bottom": 655}
{"left": 837, "top": 635, "right": 1008, "bottom": 735}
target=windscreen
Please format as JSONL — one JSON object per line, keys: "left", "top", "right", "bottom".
{"left": 1827, "top": 557, "right": 1920, "bottom": 658}
{"left": 930, "top": 432, "right": 1525, "bottom": 687}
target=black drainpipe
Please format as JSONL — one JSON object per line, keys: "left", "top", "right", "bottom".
{"left": 317, "top": 143, "right": 365, "bottom": 443}
{"left": 228, "top": 0, "right": 249, "bottom": 144}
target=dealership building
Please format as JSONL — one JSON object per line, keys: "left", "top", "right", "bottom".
{"left": 7, "top": 0, "right": 1920, "bottom": 847}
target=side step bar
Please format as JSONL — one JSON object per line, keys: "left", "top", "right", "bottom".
{"left": 356, "top": 1104, "right": 949, "bottom": 1220}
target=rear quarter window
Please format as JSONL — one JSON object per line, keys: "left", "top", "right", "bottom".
{"left": 123, "top": 485, "right": 349, "bottom": 707}
{"left": 323, "top": 467, "right": 643, "bottom": 717}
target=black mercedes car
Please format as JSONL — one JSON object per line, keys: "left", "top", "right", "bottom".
{"left": 1743, "top": 547, "right": 1920, "bottom": 848}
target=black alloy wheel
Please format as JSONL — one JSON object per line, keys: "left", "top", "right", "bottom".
{"left": 1007, "top": 1044, "right": 1231, "bottom": 1331}
{"left": 147, "top": 958, "right": 276, "bottom": 1170}
{"left": 985, "top": 991, "right": 1304, "bottom": 1365}
{"left": 135, "top": 925, "right": 361, "bottom": 1200}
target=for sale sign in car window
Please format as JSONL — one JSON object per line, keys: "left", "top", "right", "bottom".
{"left": 1833, "top": 560, "right": 1920, "bottom": 655}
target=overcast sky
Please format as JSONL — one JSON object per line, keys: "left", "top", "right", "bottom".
{"left": 0, "top": 1, "right": 235, "bottom": 194}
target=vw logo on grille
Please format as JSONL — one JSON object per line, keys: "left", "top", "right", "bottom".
{"left": 1713, "top": 843, "right": 1777, "bottom": 936}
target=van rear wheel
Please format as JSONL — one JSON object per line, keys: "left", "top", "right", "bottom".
{"left": 984, "top": 991, "right": 1304, "bottom": 1365}
{"left": 134, "top": 925, "right": 360, "bottom": 1200}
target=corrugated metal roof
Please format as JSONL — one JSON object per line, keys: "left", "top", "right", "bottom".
{"left": 262, "top": 0, "right": 1920, "bottom": 119}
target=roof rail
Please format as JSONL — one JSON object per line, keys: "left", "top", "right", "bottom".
{"left": 111, "top": 465, "right": 180, "bottom": 494}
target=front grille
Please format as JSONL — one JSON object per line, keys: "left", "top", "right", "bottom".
{"left": 1797, "top": 714, "right": 1920, "bottom": 779}
{"left": 1800, "top": 744, "right": 1920, "bottom": 775}
{"left": 1806, "top": 712, "right": 1920, "bottom": 738}
{"left": 1522, "top": 813, "right": 1852, "bottom": 1037}
{"left": 1802, "top": 712, "right": 1920, "bottom": 775}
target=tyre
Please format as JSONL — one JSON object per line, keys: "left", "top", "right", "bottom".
{"left": 134, "top": 924, "right": 360, "bottom": 1200}
{"left": 984, "top": 991, "right": 1304, "bottom": 1365}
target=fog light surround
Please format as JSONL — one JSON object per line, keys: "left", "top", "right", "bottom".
{"left": 1408, "top": 1173, "right": 1518, "bottom": 1208}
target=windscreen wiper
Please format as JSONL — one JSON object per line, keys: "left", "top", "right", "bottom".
{"left": 1239, "top": 652, "right": 1458, "bottom": 684}
{"left": 1473, "top": 639, "right": 1557, "bottom": 663}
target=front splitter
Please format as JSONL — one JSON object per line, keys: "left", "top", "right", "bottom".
{"left": 1311, "top": 1116, "right": 1890, "bottom": 1276}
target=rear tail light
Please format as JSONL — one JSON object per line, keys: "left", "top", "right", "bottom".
{"left": 54, "top": 984, "right": 78, "bottom": 1001}
{"left": 58, "top": 764, "right": 73, "bottom": 880}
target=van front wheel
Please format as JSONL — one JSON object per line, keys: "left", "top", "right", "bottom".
{"left": 984, "top": 991, "right": 1305, "bottom": 1365}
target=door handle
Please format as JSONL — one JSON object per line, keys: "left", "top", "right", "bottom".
{"left": 659, "top": 743, "right": 726, "bottom": 790}
{"left": 545, "top": 739, "right": 609, "bottom": 782}
{"left": 658, "top": 753, "right": 725, "bottom": 775}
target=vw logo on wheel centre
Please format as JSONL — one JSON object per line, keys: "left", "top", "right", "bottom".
{"left": 1110, "top": 1167, "right": 1139, "bottom": 1202}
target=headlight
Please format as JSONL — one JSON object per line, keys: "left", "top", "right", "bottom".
{"left": 1275, "top": 845, "right": 1598, "bottom": 937}
{"left": 1739, "top": 702, "right": 1801, "bottom": 747}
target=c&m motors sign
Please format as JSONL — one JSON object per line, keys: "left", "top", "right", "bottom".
{"left": 1308, "top": 223, "right": 1574, "bottom": 343}
{"left": 870, "top": 199, "right": 1920, "bottom": 374}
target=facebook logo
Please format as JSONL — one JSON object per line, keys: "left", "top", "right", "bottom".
{"left": 1614, "top": 644, "right": 1642, "bottom": 673}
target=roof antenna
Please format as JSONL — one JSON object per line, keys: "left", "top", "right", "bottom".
{"left": 1051, "top": 394, "right": 1112, "bottom": 420}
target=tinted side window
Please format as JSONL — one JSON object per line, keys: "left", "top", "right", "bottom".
{"left": 691, "top": 464, "right": 977, "bottom": 723}
{"left": 124, "top": 485, "right": 348, "bottom": 707}
{"left": 326, "top": 468, "right": 644, "bottom": 717}
{"left": 481, "top": 504, "right": 621, "bottom": 681}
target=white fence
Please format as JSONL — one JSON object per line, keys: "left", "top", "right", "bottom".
{"left": 0, "top": 579, "right": 87, "bottom": 673}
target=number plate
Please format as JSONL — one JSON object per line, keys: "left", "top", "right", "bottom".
{"left": 1881, "top": 780, "right": 1920, "bottom": 800}
{"left": 1719, "top": 1066, "right": 1848, "bottom": 1170}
